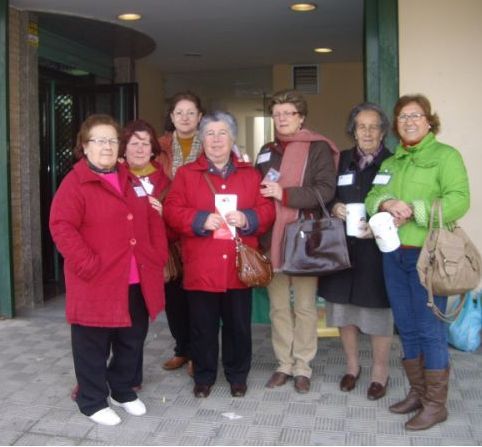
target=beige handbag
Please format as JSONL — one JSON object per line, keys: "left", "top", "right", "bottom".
{"left": 417, "top": 200, "right": 481, "bottom": 322}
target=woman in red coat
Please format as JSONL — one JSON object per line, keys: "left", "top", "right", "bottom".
{"left": 119, "top": 119, "right": 171, "bottom": 389}
{"left": 164, "top": 111, "right": 275, "bottom": 398}
{"left": 50, "top": 115, "right": 167, "bottom": 426}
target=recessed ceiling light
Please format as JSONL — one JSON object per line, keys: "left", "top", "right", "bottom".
{"left": 290, "top": 3, "right": 317, "bottom": 12}
{"left": 117, "top": 13, "right": 142, "bottom": 21}
{"left": 314, "top": 47, "right": 333, "bottom": 53}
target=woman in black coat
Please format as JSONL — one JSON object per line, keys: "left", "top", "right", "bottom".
{"left": 318, "top": 102, "right": 393, "bottom": 401}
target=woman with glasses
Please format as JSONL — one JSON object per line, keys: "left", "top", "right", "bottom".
{"left": 256, "top": 89, "right": 339, "bottom": 393}
{"left": 318, "top": 103, "right": 393, "bottom": 401}
{"left": 164, "top": 111, "right": 275, "bottom": 398}
{"left": 366, "top": 94, "right": 470, "bottom": 430}
{"left": 157, "top": 91, "right": 204, "bottom": 376}
{"left": 50, "top": 115, "right": 167, "bottom": 426}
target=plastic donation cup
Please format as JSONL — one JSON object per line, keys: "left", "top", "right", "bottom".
{"left": 368, "top": 212, "right": 400, "bottom": 252}
{"left": 346, "top": 203, "right": 367, "bottom": 237}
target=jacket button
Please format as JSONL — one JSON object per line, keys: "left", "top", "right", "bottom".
{"left": 127, "top": 213, "right": 134, "bottom": 221}
{"left": 130, "top": 238, "right": 137, "bottom": 246}
{"left": 222, "top": 254, "right": 227, "bottom": 259}
{"left": 221, "top": 184, "right": 226, "bottom": 190}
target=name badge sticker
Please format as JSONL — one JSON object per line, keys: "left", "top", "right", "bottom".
{"left": 373, "top": 173, "right": 392, "bottom": 185}
{"left": 337, "top": 173, "right": 355, "bottom": 186}
{"left": 257, "top": 152, "right": 271, "bottom": 164}
{"left": 134, "top": 186, "right": 147, "bottom": 197}
{"left": 140, "top": 178, "right": 154, "bottom": 195}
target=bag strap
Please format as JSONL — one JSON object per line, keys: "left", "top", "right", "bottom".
{"left": 428, "top": 199, "right": 444, "bottom": 231}
{"left": 203, "top": 172, "right": 217, "bottom": 195}
{"left": 312, "top": 188, "right": 331, "bottom": 218}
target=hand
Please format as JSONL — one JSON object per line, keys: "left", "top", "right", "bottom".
{"left": 225, "top": 211, "right": 247, "bottom": 228}
{"left": 260, "top": 181, "right": 283, "bottom": 201}
{"left": 381, "top": 199, "right": 413, "bottom": 220}
{"left": 148, "top": 196, "right": 163, "bottom": 216}
{"left": 393, "top": 216, "right": 411, "bottom": 227}
{"left": 204, "top": 213, "right": 224, "bottom": 231}
{"left": 332, "top": 202, "right": 346, "bottom": 220}
{"left": 357, "top": 222, "right": 374, "bottom": 239}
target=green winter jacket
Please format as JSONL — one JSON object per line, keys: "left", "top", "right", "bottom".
{"left": 365, "top": 132, "right": 470, "bottom": 247}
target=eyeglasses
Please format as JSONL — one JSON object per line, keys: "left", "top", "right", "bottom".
{"left": 356, "top": 124, "right": 381, "bottom": 133}
{"left": 205, "top": 129, "right": 230, "bottom": 138}
{"left": 173, "top": 110, "right": 198, "bottom": 119}
{"left": 397, "top": 113, "right": 425, "bottom": 122}
{"left": 88, "top": 138, "right": 120, "bottom": 146}
{"left": 128, "top": 141, "right": 151, "bottom": 148}
{"left": 272, "top": 111, "right": 300, "bottom": 119}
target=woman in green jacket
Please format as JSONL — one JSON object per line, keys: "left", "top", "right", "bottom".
{"left": 365, "top": 94, "right": 470, "bottom": 431}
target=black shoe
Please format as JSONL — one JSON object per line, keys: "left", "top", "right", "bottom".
{"left": 230, "top": 383, "right": 247, "bottom": 397}
{"left": 193, "top": 384, "right": 212, "bottom": 398}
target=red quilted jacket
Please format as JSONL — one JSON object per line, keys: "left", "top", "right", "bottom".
{"left": 49, "top": 159, "right": 168, "bottom": 327}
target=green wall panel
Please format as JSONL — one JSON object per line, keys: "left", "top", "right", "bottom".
{"left": 364, "top": 0, "right": 399, "bottom": 150}
{"left": 0, "top": 0, "right": 14, "bottom": 317}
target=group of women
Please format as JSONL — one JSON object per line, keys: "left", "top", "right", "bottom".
{"left": 50, "top": 89, "right": 470, "bottom": 432}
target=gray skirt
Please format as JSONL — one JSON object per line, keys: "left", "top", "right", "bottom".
{"left": 325, "top": 302, "right": 394, "bottom": 336}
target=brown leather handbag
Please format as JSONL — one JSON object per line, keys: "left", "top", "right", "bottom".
{"left": 235, "top": 236, "right": 273, "bottom": 287}
{"left": 281, "top": 189, "right": 351, "bottom": 276}
{"left": 164, "top": 241, "right": 182, "bottom": 282}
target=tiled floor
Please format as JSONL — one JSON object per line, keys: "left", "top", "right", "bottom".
{"left": 0, "top": 295, "right": 481, "bottom": 445}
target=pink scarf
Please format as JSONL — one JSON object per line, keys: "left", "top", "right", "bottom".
{"left": 270, "top": 128, "right": 339, "bottom": 270}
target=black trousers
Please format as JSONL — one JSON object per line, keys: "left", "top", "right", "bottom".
{"left": 71, "top": 284, "right": 148, "bottom": 416}
{"left": 188, "top": 288, "right": 252, "bottom": 385}
{"left": 165, "top": 279, "right": 190, "bottom": 357}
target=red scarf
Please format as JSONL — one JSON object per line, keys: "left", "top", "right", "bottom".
{"left": 270, "top": 128, "right": 339, "bottom": 270}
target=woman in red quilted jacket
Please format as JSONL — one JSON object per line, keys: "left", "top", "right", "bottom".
{"left": 164, "top": 111, "right": 275, "bottom": 399}
{"left": 50, "top": 115, "right": 167, "bottom": 426}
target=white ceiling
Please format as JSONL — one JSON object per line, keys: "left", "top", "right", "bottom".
{"left": 10, "top": 0, "right": 363, "bottom": 73}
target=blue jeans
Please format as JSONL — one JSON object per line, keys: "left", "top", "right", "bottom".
{"left": 383, "top": 248, "right": 449, "bottom": 370}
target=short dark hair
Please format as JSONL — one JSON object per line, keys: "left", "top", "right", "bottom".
{"left": 164, "top": 91, "right": 204, "bottom": 132}
{"left": 346, "top": 102, "right": 390, "bottom": 141}
{"left": 73, "top": 114, "right": 121, "bottom": 160}
{"left": 392, "top": 94, "right": 440, "bottom": 139}
{"left": 119, "top": 119, "right": 162, "bottom": 158}
{"left": 268, "top": 89, "right": 308, "bottom": 118}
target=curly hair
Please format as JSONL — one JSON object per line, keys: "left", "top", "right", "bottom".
{"left": 73, "top": 114, "right": 121, "bottom": 160}
{"left": 268, "top": 89, "right": 308, "bottom": 118}
{"left": 392, "top": 94, "right": 440, "bottom": 139}
{"left": 346, "top": 102, "right": 390, "bottom": 141}
{"left": 199, "top": 111, "right": 238, "bottom": 141}
{"left": 163, "top": 91, "right": 204, "bottom": 132}
{"left": 119, "top": 119, "right": 162, "bottom": 159}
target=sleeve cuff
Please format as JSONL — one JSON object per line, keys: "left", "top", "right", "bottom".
{"left": 192, "top": 211, "right": 211, "bottom": 236}
{"left": 368, "top": 193, "right": 396, "bottom": 216}
{"left": 412, "top": 200, "right": 429, "bottom": 227}
{"left": 239, "top": 209, "right": 259, "bottom": 236}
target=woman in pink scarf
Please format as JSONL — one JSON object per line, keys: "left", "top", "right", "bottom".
{"left": 256, "top": 90, "right": 339, "bottom": 393}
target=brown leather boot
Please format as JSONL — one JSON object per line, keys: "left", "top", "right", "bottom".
{"left": 405, "top": 368, "right": 449, "bottom": 431}
{"left": 389, "top": 356, "right": 424, "bottom": 414}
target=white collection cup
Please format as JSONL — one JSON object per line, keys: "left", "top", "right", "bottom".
{"left": 346, "top": 203, "right": 367, "bottom": 237}
{"left": 368, "top": 212, "right": 401, "bottom": 252}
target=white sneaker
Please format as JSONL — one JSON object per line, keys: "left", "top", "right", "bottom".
{"left": 110, "top": 397, "right": 146, "bottom": 416}
{"left": 88, "top": 407, "right": 121, "bottom": 426}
